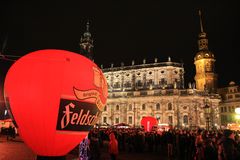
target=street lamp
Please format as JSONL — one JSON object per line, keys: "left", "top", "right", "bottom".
{"left": 235, "top": 107, "right": 240, "bottom": 124}
{"left": 235, "top": 107, "right": 240, "bottom": 115}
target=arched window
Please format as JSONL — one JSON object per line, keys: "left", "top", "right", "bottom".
{"left": 129, "top": 104, "right": 132, "bottom": 111}
{"left": 183, "top": 115, "right": 188, "bottom": 124}
{"left": 103, "top": 117, "right": 107, "bottom": 123}
{"left": 114, "top": 82, "right": 120, "bottom": 88}
{"left": 136, "top": 80, "right": 142, "bottom": 87}
{"left": 116, "top": 105, "right": 119, "bottom": 111}
{"left": 168, "top": 103, "right": 172, "bottom": 110}
{"left": 115, "top": 117, "right": 119, "bottom": 124}
{"left": 156, "top": 103, "right": 160, "bottom": 110}
{"left": 128, "top": 116, "right": 133, "bottom": 124}
{"left": 142, "top": 104, "right": 146, "bottom": 110}
{"left": 168, "top": 116, "right": 173, "bottom": 124}
{"left": 124, "top": 81, "right": 132, "bottom": 88}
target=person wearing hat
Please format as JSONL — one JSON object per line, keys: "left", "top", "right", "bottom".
{"left": 222, "top": 129, "right": 240, "bottom": 160}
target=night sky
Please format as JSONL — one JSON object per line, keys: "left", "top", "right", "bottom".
{"left": 0, "top": 0, "right": 240, "bottom": 111}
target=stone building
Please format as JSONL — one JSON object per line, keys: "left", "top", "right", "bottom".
{"left": 101, "top": 58, "right": 220, "bottom": 129}
{"left": 217, "top": 81, "right": 240, "bottom": 125}
{"left": 79, "top": 12, "right": 221, "bottom": 129}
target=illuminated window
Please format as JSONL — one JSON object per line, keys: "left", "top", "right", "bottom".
{"left": 183, "top": 115, "right": 188, "bottom": 124}
{"left": 129, "top": 104, "right": 132, "bottom": 111}
{"left": 206, "top": 62, "right": 212, "bottom": 72}
{"left": 115, "top": 118, "right": 119, "bottom": 124}
{"left": 128, "top": 116, "right": 132, "bottom": 124}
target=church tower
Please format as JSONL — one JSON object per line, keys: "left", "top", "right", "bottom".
{"left": 80, "top": 21, "right": 94, "bottom": 60}
{"left": 194, "top": 10, "right": 218, "bottom": 93}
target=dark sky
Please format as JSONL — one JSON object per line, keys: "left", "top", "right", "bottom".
{"left": 0, "top": 0, "right": 239, "bottom": 90}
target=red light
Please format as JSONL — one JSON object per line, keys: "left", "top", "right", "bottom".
{"left": 141, "top": 116, "right": 158, "bottom": 132}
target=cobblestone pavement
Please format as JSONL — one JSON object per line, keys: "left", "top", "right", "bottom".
{"left": 0, "top": 135, "right": 35, "bottom": 160}
{"left": 0, "top": 135, "right": 163, "bottom": 160}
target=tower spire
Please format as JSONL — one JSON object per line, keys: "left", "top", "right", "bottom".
{"left": 198, "top": 10, "right": 204, "bottom": 33}
{"left": 194, "top": 10, "right": 218, "bottom": 93}
{"left": 80, "top": 21, "right": 94, "bottom": 60}
{"left": 86, "top": 20, "right": 90, "bottom": 32}
{"left": 197, "top": 10, "right": 208, "bottom": 51}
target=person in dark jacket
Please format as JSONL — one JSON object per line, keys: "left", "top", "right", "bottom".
{"left": 204, "top": 138, "right": 218, "bottom": 160}
{"left": 222, "top": 129, "right": 240, "bottom": 160}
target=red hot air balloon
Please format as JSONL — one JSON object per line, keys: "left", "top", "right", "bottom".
{"left": 4, "top": 49, "right": 108, "bottom": 158}
{"left": 141, "top": 116, "right": 158, "bottom": 132}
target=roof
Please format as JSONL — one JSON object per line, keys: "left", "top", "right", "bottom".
{"left": 194, "top": 50, "right": 215, "bottom": 61}
{"left": 103, "top": 61, "right": 184, "bottom": 72}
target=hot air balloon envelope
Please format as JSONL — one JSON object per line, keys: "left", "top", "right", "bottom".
{"left": 4, "top": 49, "right": 108, "bottom": 156}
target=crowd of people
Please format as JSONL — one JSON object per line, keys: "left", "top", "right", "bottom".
{"left": 79, "top": 127, "right": 240, "bottom": 160}
{"left": 0, "top": 125, "right": 16, "bottom": 141}
{"left": 2, "top": 125, "right": 239, "bottom": 160}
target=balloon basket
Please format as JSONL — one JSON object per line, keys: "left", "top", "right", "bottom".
{"left": 37, "top": 155, "right": 66, "bottom": 160}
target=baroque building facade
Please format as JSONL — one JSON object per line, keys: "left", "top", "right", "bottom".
{"left": 79, "top": 12, "right": 221, "bottom": 129}
{"left": 217, "top": 81, "right": 240, "bottom": 125}
{"left": 101, "top": 59, "right": 220, "bottom": 128}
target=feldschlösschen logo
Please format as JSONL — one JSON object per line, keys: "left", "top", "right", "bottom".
{"left": 56, "top": 67, "right": 107, "bottom": 132}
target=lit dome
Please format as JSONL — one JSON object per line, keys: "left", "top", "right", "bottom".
{"left": 194, "top": 50, "right": 215, "bottom": 61}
